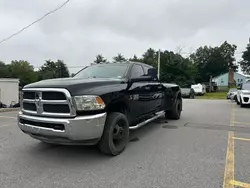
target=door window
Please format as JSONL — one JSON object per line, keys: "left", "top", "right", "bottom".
{"left": 143, "top": 66, "right": 150, "bottom": 75}
{"left": 131, "top": 64, "right": 144, "bottom": 78}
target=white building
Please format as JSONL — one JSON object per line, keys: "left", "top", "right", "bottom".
{"left": 0, "top": 79, "right": 19, "bottom": 106}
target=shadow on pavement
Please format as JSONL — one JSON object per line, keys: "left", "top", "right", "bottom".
{"left": 21, "top": 118, "right": 167, "bottom": 164}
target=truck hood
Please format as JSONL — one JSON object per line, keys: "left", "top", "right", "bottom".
{"left": 241, "top": 90, "right": 250, "bottom": 94}
{"left": 24, "top": 77, "right": 127, "bottom": 95}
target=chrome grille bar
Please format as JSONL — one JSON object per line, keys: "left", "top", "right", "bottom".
{"left": 21, "top": 88, "right": 76, "bottom": 117}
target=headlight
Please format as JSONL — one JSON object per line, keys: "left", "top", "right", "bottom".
{"left": 73, "top": 95, "right": 105, "bottom": 111}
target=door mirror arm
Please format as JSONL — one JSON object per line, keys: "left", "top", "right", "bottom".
{"left": 126, "top": 76, "right": 152, "bottom": 90}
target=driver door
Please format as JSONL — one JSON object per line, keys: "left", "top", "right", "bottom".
{"left": 127, "top": 64, "right": 147, "bottom": 120}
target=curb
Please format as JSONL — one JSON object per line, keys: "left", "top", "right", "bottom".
{"left": 0, "top": 108, "right": 20, "bottom": 113}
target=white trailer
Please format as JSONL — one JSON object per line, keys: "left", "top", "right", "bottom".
{"left": 0, "top": 79, "right": 19, "bottom": 106}
{"left": 191, "top": 83, "right": 206, "bottom": 96}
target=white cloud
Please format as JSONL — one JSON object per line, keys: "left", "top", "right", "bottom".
{"left": 0, "top": 0, "right": 250, "bottom": 73}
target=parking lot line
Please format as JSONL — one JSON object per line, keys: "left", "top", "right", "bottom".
{"left": 0, "top": 115, "right": 16, "bottom": 119}
{"left": 234, "top": 121, "right": 250, "bottom": 125}
{"left": 233, "top": 137, "right": 250, "bottom": 142}
{"left": 223, "top": 104, "right": 235, "bottom": 188}
{"left": 223, "top": 131, "right": 234, "bottom": 188}
{"left": 230, "top": 180, "right": 250, "bottom": 188}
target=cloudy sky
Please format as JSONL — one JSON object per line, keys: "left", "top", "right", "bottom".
{"left": 0, "top": 0, "right": 250, "bottom": 73}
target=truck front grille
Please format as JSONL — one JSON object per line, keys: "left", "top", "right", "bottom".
{"left": 42, "top": 92, "right": 66, "bottom": 100}
{"left": 21, "top": 88, "right": 76, "bottom": 117}
{"left": 43, "top": 104, "right": 70, "bottom": 113}
{"left": 243, "top": 97, "right": 249, "bottom": 103}
{"left": 23, "top": 103, "right": 36, "bottom": 111}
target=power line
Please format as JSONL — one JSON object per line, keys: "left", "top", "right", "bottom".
{"left": 0, "top": 0, "right": 70, "bottom": 45}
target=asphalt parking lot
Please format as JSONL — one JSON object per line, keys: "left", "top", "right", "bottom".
{"left": 0, "top": 99, "right": 250, "bottom": 188}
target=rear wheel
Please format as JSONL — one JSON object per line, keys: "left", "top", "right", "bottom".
{"left": 98, "top": 112, "right": 129, "bottom": 156}
{"left": 165, "top": 99, "right": 181, "bottom": 120}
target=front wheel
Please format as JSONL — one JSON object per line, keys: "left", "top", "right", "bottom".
{"left": 236, "top": 97, "right": 240, "bottom": 105}
{"left": 165, "top": 99, "right": 182, "bottom": 120}
{"left": 98, "top": 112, "right": 129, "bottom": 156}
{"left": 240, "top": 99, "right": 245, "bottom": 108}
{"left": 190, "top": 93, "right": 195, "bottom": 99}
{"left": 233, "top": 95, "right": 237, "bottom": 101}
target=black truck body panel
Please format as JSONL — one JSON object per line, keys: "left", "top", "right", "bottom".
{"left": 23, "top": 62, "right": 181, "bottom": 126}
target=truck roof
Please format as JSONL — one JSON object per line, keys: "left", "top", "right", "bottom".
{"left": 91, "top": 61, "right": 154, "bottom": 68}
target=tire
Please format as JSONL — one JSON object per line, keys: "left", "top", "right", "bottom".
{"left": 98, "top": 112, "right": 129, "bottom": 156}
{"left": 165, "top": 99, "right": 182, "bottom": 120}
{"left": 236, "top": 97, "right": 240, "bottom": 105}
{"left": 234, "top": 95, "right": 237, "bottom": 101}
{"left": 240, "top": 99, "right": 245, "bottom": 108}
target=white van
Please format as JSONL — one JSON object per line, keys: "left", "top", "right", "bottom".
{"left": 191, "top": 84, "right": 206, "bottom": 95}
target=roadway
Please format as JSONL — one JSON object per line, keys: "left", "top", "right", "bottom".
{"left": 0, "top": 99, "right": 250, "bottom": 188}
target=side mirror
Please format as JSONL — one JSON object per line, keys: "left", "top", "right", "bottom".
{"left": 130, "top": 76, "right": 152, "bottom": 83}
{"left": 147, "top": 68, "right": 157, "bottom": 78}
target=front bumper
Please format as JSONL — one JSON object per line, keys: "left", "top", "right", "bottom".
{"left": 18, "top": 112, "right": 107, "bottom": 145}
{"left": 240, "top": 94, "right": 250, "bottom": 104}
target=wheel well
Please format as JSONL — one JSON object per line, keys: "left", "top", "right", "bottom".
{"left": 106, "top": 101, "right": 129, "bottom": 115}
{"left": 106, "top": 101, "right": 132, "bottom": 127}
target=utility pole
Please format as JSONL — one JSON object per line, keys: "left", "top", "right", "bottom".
{"left": 157, "top": 49, "right": 161, "bottom": 80}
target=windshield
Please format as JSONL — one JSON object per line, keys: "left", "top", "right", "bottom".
{"left": 242, "top": 84, "right": 250, "bottom": 90}
{"left": 74, "top": 63, "right": 129, "bottom": 79}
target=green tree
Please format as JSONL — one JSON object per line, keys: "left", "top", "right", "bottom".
{"left": 0, "top": 61, "right": 11, "bottom": 78}
{"left": 219, "top": 41, "right": 238, "bottom": 71}
{"left": 38, "top": 59, "right": 69, "bottom": 80}
{"left": 113, "top": 53, "right": 127, "bottom": 62}
{"left": 239, "top": 40, "right": 250, "bottom": 74}
{"left": 8, "top": 60, "right": 37, "bottom": 87}
{"left": 129, "top": 55, "right": 142, "bottom": 62}
{"left": 159, "top": 50, "right": 197, "bottom": 86}
{"left": 140, "top": 48, "right": 197, "bottom": 86}
{"left": 141, "top": 48, "right": 157, "bottom": 67}
{"left": 94, "top": 54, "right": 107, "bottom": 64}
{"left": 190, "top": 41, "right": 237, "bottom": 83}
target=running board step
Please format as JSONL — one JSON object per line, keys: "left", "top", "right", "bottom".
{"left": 129, "top": 111, "right": 165, "bottom": 130}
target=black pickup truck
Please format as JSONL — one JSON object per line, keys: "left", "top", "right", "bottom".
{"left": 18, "top": 62, "right": 182, "bottom": 156}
